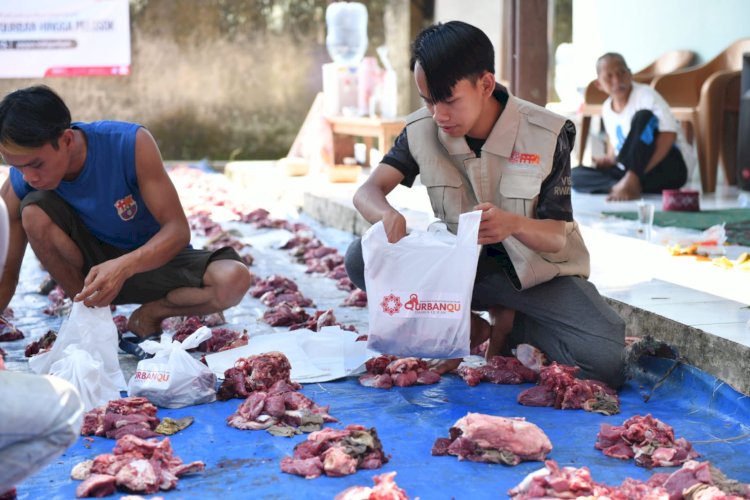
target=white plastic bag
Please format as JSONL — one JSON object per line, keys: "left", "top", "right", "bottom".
{"left": 29, "top": 302, "right": 125, "bottom": 411}
{"left": 127, "top": 326, "right": 217, "bottom": 408}
{"left": 362, "top": 210, "right": 481, "bottom": 358}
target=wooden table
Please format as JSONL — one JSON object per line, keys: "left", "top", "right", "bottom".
{"left": 326, "top": 115, "right": 405, "bottom": 166}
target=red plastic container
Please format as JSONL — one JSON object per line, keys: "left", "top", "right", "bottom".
{"left": 662, "top": 189, "right": 700, "bottom": 211}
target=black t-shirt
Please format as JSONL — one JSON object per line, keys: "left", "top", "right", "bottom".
{"left": 381, "top": 86, "right": 576, "bottom": 223}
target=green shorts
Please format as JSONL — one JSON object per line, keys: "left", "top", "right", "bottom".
{"left": 20, "top": 190, "right": 243, "bottom": 305}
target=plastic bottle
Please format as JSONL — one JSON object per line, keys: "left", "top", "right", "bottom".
{"left": 325, "top": 2, "right": 368, "bottom": 67}
{"left": 357, "top": 56, "right": 380, "bottom": 116}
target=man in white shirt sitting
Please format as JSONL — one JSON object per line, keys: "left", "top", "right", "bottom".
{"left": 572, "top": 52, "right": 695, "bottom": 201}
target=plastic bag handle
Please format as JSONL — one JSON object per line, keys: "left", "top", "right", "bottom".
{"left": 455, "top": 210, "right": 482, "bottom": 246}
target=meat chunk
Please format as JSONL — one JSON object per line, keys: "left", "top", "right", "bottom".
{"left": 0, "top": 316, "right": 24, "bottom": 341}
{"left": 457, "top": 355, "right": 538, "bottom": 386}
{"left": 517, "top": 362, "right": 620, "bottom": 415}
{"left": 595, "top": 414, "right": 700, "bottom": 468}
{"left": 227, "top": 380, "right": 337, "bottom": 435}
{"left": 80, "top": 397, "right": 160, "bottom": 439}
{"left": 217, "top": 352, "right": 300, "bottom": 400}
{"left": 281, "top": 425, "right": 388, "bottom": 479}
{"left": 72, "top": 435, "right": 203, "bottom": 497}
{"left": 358, "top": 355, "right": 441, "bottom": 389}
{"left": 432, "top": 413, "right": 552, "bottom": 465}
{"left": 75, "top": 474, "right": 117, "bottom": 498}
{"left": 24, "top": 329, "right": 57, "bottom": 357}
{"left": 335, "top": 472, "right": 410, "bottom": 500}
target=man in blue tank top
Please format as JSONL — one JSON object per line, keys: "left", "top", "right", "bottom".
{"left": 0, "top": 86, "right": 252, "bottom": 353}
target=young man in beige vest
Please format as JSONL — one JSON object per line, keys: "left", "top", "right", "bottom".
{"left": 344, "top": 21, "right": 626, "bottom": 388}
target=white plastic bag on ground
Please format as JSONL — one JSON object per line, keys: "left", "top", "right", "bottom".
{"left": 127, "top": 326, "right": 217, "bottom": 408}
{"left": 362, "top": 210, "right": 481, "bottom": 358}
{"left": 29, "top": 302, "right": 125, "bottom": 411}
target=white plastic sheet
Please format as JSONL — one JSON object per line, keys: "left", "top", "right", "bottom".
{"left": 204, "top": 326, "right": 377, "bottom": 383}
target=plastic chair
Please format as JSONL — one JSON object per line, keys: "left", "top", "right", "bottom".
{"left": 652, "top": 38, "right": 750, "bottom": 193}
{"left": 577, "top": 50, "right": 696, "bottom": 166}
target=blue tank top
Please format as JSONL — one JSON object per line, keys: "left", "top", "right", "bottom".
{"left": 10, "top": 121, "right": 162, "bottom": 250}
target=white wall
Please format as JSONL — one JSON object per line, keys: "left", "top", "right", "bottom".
{"left": 434, "top": 0, "right": 503, "bottom": 78}
{"left": 571, "top": 0, "right": 750, "bottom": 90}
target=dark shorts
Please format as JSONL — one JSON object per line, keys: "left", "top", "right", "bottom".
{"left": 20, "top": 191, "right": 243, "bottom": 305}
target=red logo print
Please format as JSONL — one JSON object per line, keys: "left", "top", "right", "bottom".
{"left": 404, "top": 294, "right": 419, "bottom": 310}
{"left": 380, "top": 294, "right": 402, "bottom": 316}
{"left": 509, "top": 151, "right": 541, "bottom": 165}
{"left": 114, "top": 194, "right": 138, "bottom": 221}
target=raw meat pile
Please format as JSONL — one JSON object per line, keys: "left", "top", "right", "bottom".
{"left": 341, "top": 289, "right": 367, "bottom": 307}
{"left": 165, "top": 312, "right": 228, "bottom": 332}
{"left": 358, "top": 355, "right": 441, "bottom": 389}
{"left": 0, "top": 315, "right": 23, "bottom": 342}
{"left": 649, "top": 460, "right": 750, "bottom": 499}
{"left": 458, "top": 355, "right": 539, "bottom": 386}
{"left": 23, "top": 329, "right": 57, "bottom": 357}
{"left": 250, "top": 274, "right": 315, "bottom": 308}
{"left": 237, "top": 206, "right": 366, "bottom": 308}
{"left": 187, "top": 211, "right": 254, "bottom": 265}
{"left": 262, "top": 302, "right": 311, "bottom": 327}
{"left": 432, "top": 413, "right": 552, "bottom": 465}
{"left": 517, "top": 362, "right": 620, "bottom": 415}
{"left": 290, "top": 308, "right": 356, "bottom": 332}
{"left": 227, "top": 379, "right": 337, "bottom": 436}
{"left": 280, "top": 425, "right": 388, "bottom": 479}
{"left": 509, "top": 459, "right": 750, "bottom": 499}
{"left": 217, "top": 351, "right": 301, "bottom": 400}
{"left": 252, "top": 275, "right": 357, "bottom": 332}
{"left": 71, "top": 435, "right": 204, "bottom": 497}
{"left": 508, "top": 459, "right": 666, "bottom": 498}
{"left": 168, "top": 315, "right": 249, "bottom": 353}
{"left": 595, "top": 413, "right": 700, "bottom": 468}
{"left": 335, "top": 472, "right": 410, "bottom": 500}
{"left": 112, "top": 314, "right": 129, "bottom": 334}
{"left": 42, "top": 284, "right": 72, "bottom": 316}
{"left": 81, "top": 397, "right": 161, "bottom": 440}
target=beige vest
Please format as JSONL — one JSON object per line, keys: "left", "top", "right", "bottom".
{"left": 406, "top": 95, "right": 590, "bottom": 290}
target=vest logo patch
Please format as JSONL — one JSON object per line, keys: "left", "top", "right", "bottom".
{"left": 114, "top": 194, "right": 138, "bottom": 221}
{"left": 509, "top": 151, "right": 541, "bottom": 166}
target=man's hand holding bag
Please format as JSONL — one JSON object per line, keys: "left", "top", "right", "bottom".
{"left": 362, "top": 210, "right": 482, "bottom": 359}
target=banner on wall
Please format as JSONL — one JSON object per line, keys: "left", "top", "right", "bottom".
{"left": 0, "top": 0, "right": 130, "bottom": 78}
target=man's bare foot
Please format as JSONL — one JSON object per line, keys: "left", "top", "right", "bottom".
{"left": 607, "top": 171, "right": 642, "bottom": 201}
{"left": 127, "top": 304, "right": 164, "bottom": 340}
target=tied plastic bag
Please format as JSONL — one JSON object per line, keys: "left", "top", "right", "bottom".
{"left": 362, "top": 210, "right": 482, "bottom": 358}
{"left": 127, "top": 326, "right": 217, "bottom": 408}
{"left": 29, "top": 302, "right": 125, "bottom": 411}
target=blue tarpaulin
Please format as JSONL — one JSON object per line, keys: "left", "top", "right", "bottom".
{"left": 17, "top": 357, "right": 750, "bottom": 499}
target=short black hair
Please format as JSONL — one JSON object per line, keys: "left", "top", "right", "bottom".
{"left": 410, "top": 21, "right": 495, "bottom": 103}
{"left": 596, "top": 52, "right": 630, "bottom": 75}
{"left": 0, "top": 85, "right": 71, "bottom": 150}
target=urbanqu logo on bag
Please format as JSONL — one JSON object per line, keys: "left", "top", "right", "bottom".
{"left": 380, "top": 293, "right": 402, "bottom": 316}
{"left": 403, "top": 293, "right": 461, "bottom": 314}
{"left": 134, "top": 369, "right": 170, "bottom": 383}
{"left": 381, "top": 292, "right": 462, "bottom": 318}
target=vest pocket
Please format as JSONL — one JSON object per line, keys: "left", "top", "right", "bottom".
{"left": 498, "top": 172, "right": 542, "bottom": 215}
{"left": 424, "top": 180, "right": 462, "bottom": 225}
